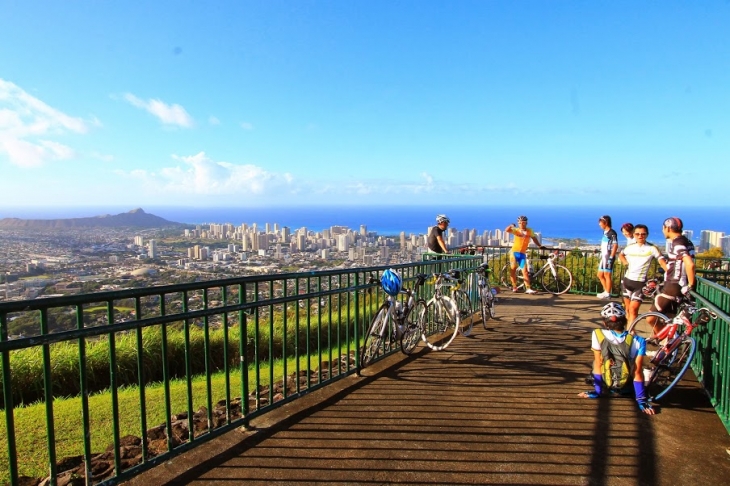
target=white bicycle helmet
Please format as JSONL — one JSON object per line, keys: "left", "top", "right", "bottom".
{"left": 600, "top": 302, "right": 627, "bottom": 327}
{"left": 436, "top": 214, "right": 450, "bottom": 224}
{"left": 517, "top": 215, "right": 528, "bottom": 223}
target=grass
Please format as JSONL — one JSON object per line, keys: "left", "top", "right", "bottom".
{"left": 0, "top": 343, "right": 358, "bottom": 483}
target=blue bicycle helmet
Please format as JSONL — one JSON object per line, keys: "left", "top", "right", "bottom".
{"left": 381, "top": 268, "right": 402, "bottom": 296}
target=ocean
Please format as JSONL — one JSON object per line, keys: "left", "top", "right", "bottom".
{"left": 1, "top": 205, "right": 727, "bottom": 245}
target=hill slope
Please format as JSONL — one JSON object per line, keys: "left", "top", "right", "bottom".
{"left": 0, "top": 208, "right": 185, "bottom": 229}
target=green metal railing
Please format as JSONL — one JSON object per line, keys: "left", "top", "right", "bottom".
{"left": 694, "top": 279, "right": 730, "bottom": 433}
{"left": 0, "top": 256, "right": 480, "bottom": 486}
{"left": 2, "top": 247, "right": 729, "bottom": 484}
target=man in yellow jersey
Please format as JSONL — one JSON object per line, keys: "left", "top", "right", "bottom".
{"left": 505, "top": 215, "right": 545, "bottom": 294}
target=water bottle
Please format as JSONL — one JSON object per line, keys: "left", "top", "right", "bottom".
{"left": 395, "top": 301, "right": 403, "bottom": 318}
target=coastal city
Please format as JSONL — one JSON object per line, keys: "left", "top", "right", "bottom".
{"left": 1, "top": 215, "right": 724, "bottom": 303}
{"left": 0, "top": 219, "right": 559, "bottom": 302}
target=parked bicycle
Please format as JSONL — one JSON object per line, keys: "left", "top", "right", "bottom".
{"left": 401, "top": 270, "right": 462, "bottom": 352}
{"left": 475, "top": 262, "right": 497, "bottom": 328}
{"left": 500, "top": 251, "right": 573, "bottom": 295}
{"left": 627, "top": 296, "right": 717, "bottom": 401}
{"left": 447, "top": 269, "right": 476, "bottom": 337}
{"left": 359, "top": 270, "right": 428, "bottom": 370}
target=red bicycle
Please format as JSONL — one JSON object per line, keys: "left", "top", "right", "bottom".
{"left": 627, "top": 296, "right": 717, "bottom": 401}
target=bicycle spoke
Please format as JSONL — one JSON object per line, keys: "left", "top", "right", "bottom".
{"left": 454, "top": 289, "right": 474, "bottom": 336}
{"left": 540, "top": 264, "right": 573, "bottom": 295}
{"left": 648, "top": 337, "right": 697, "bottom": 401}
{"left": 401, "top": 300, "right": 426, "bottom": 355}
{"left": 359, "top": 304, "right": 390, "bottom": 369}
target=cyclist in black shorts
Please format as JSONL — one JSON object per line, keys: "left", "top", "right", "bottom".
{"left": 618, "top": 224, "right": 667, "bottom": 326}
{"left": 648, "top": 217, "right": 696, "bottom": 329}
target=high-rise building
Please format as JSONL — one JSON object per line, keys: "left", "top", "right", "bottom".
{"left": 360, "top": 225, "right": 367, "bottom": 236}
{"left": 148, "top": 240, "right": 157, "bottom": 258}
{"left": 700, "top": 230, "right": 725, "bottom": 252}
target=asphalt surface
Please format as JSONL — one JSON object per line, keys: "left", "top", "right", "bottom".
{"left": 126, "top": 292, "right": 730, "bottom": 486}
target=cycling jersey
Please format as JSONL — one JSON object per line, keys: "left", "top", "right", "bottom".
{"left": 620, "top": 243, "right": 665, "bottom": 282}
{"left": 510, "top": 227, "right": 535, "bottom": 253}
{"left": 600, "top": 228, "right": 618, "bottom": 257}
{"left": 665, "top": 235, "right": 694, "bottom": 286}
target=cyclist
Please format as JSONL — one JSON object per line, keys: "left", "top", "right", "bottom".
{"left": 504, "top": 215, "right": 545, "bottom": 294}
{"left": 620, "top": 222, "right": 636, "bottom": 246}
{"left": 618, "top": 224, "right": 668, "bottom": 326}
{"left": 596, "top": 215, "right": 619, "bottom": 300}
{"left": 427, "top": 214, "right": 450, "bottom": 254}
{"left": 578, "top": 303, "right": 655, "bottom": 415}
{"left": 648, "top": 217, "right": 697, "bottom": 328}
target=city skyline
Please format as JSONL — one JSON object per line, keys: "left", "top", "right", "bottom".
{"left": 1, "top": 2, "right": 728, "bottom": 208}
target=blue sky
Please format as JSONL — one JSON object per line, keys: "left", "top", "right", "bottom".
{"left": 1, "top": 1, "right": 728, "bottom": 209}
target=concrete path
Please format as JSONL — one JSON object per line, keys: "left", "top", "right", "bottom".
{"left": 126, "top": 293, "right": 730, "bottom": 485}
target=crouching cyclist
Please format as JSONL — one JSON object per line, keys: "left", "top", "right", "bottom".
{"left": 578, "top": 302, "right": 655, "bottom": 415}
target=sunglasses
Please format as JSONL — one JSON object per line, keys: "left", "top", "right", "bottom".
{"left": 634, "top": 233, "right": 648, "bottom": 236}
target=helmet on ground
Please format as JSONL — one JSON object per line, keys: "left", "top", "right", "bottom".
{"left": 517, "top": 215, "right": 528, "bottom": 223}
{"left": 436, "top": 214, "right": 450, "bottom": 224}
{"left": 380, "top": 268, "right": 402, "bottom": 296}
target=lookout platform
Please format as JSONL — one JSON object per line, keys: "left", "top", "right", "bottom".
{"left": 126, "top": 293, "right": 730, "bottom": 486}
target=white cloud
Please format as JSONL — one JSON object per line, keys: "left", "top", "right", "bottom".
{"left": 0, "top": 78, "right": 89, "bottom": 167}
{"left": 240, "top": 122, "right": 254, "bottom": 130}
{"left": 208, "top": 116, "right": 220, "bottom": 125}
{"left": 121, "top": 151, "right": 293, "bottom": 197}
{"left": 123, "top": 93, "right": 194, "bottom": 128}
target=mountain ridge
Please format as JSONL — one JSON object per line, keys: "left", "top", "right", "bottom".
{"left": 0, "top": 208, "right": 186, "bottom": 229}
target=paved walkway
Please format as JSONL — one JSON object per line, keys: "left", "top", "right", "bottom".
{"left": 127, "top": 293, "right": 730, "bottom": 485}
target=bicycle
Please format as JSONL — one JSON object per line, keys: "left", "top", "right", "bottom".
{"left": 475, "top": 262, "right": 497, "bottom": 328}
{"left": 359, "top": 273, "right": 429, "bottom": 369}
{"left": 445, "top": 269, "right": 476, "bottom": 337}
{"left": 499, "top": 251, "right": 573, "bottom": 295}
{"left": 414, "top": 270, "right": 462, "bottom": 351}
{"left": 627, "top": 296, "right": 717, "bottom": 401}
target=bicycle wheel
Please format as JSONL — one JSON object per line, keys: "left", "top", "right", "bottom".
{"left": 453, "top": 289, "right": 474, "bottom": 336}
{"left": 540, "top": 264, "right": 573, "bottom": 295}
{"left": 401, "top": 300, "right": 427, "bottom": 355}
{"left": 647, "top": 336, "right": 697, "bottom": 401}
{"left": 422, "top": 296, "right": 460, "bottom": 351}
{"left": 359, "top": 303, "right": 390, "bottom": 369}
{"left": 627, "top": 311, "right": 671, "bottom": 358}
{"left": 500, "top": 264, "right": 523, "bottom": 290}
{"left": 480, "top": 286, "right": 496, "bottom": 328}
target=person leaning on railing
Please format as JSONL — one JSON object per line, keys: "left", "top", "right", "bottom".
{"left": 427, "top": 214, "right": 450, "bottom": 254}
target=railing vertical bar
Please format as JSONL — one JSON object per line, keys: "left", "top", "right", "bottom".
{"left": 239, "top": 283, "right": 249, "bottom": 426}
{"left": 40, "top": 308, "right": 58, "bottom": 484}
{"left": 327, "top": 275, "right": 333, "bottom": 379}
{"left": 75, "top": 303, "right": 92, "bottom": 484}
{"left": 107, "top": 300, "right": 122, "bottom": 477}
{"left": 282, "top": 278, "right": 288, "bottom": 398}
{"left": 158, "top": 293, "right": 173, "bottom": 452}
{"left": 222, "top": 286, "right": 231, "bottom": 425}
{"left": 253, "top": 282, "right": 261, "bottom": 411}
{"left": 294, "top": 278, "right": 302, "bottom": 393}
{"left": 134, "top": 296, "right": 149, "bottom": 462}
{"left": 306, "top": 278, "right": 311, "bottom": 389}
{"left": 203, "top": 287, "right": 213, "bottom": 434}
{"left": 268, "top": 279, "right": 274, "bottom": 407}
{"left": 317, "top": 275, "right": 323, "bottom": 385}
{"left": 182, "top": 290, "right": 194, "bottom": 441}
{"left": 354, "top": 273, "right": 360, "bottom": 367}
{"left": 1, "top": 311, "right": 19, "bottom": 485}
